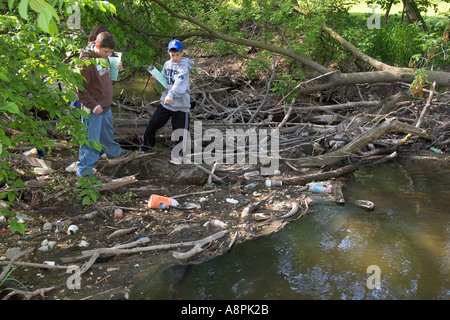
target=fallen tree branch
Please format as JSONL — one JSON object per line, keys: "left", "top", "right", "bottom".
{"left": 282, "top": 151, "right": 398, "bottom": 185}
{"left": 105, "top": 151, "right": 136, "bottom": 167}
{"left": 96, "top": 174, "right": 139, "bottom": 191}
{"left": 396, "top": 82, "right": 436, "bottom": 148}
{"left": 241, "top": 190, "right": 276, "bottom": 221}
{"left": 288, "top": 117, "right": 431, "bottom": 168}
{"left": 248, "top": 53, "right": 276, "bottom": 124}
{"left": 106, "top": 227, "right": 138, "bottom": 240}
{"left": 75, "top": 230, "right": 231, "bottom": 261}
{"left": 321, "top": 24, "right": 450, "bottom": 89}
{"left": 0, "top": 248, "right": 33, "bottom": 281}
{"left": 277, "top": 99, "right": 295, "bottom": 128}
{"left": 2, "top": 285, "right": 57, "bottom": 300}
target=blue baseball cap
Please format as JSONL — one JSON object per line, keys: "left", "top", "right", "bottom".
{"left": 168, "top": 39, "right": 183, "bottom": 51}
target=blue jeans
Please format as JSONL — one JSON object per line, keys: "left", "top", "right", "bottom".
{"left": 77, "top": 108, "right": 121, "bottom": 177}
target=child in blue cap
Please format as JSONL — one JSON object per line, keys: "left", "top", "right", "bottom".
{"left": 140, "top": 39, "right": 194, "bottom": 165}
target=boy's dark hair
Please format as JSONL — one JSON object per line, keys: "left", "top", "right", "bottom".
{"left": 95, "top": 32, "right": 116, "bottom": 50}
{"left": 88, "top": 25, "right": 109, "bottom": 43}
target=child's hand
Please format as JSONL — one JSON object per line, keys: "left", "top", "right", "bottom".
{"left": 93, "top": 105, "right": 103, "bottom": 114}
{"left": 164, "top": 96, "right": 173, "bottom": 105}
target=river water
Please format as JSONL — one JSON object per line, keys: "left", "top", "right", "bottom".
{"left": 130, "top": 157, "right": 448, "bottom": 300}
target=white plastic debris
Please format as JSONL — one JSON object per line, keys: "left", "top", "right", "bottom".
{"left": 210, "top": 219, "right": 228, "bottom": 229}
{"left": 226, "top": 198, "right": 238, "bottom": 204}
{"left": 67, "top": 225, "right": 78, "bottom": 235}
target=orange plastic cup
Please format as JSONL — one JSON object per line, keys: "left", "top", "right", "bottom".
{"left": 147, "top": 194, "right": 178, "bottom": 209}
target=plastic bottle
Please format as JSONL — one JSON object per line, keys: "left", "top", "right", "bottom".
{"left": 243, "top": 170, "right": 260, "bottom": 180}
{"left": 308, "top": 182, "right": 332, "bottom": 193}
{"left": 147, "top": 194, "right": 179, "bottom": 209}
{"left": 209, "top": 218, "right": 228, "bottom": 229}
{"left": 244, "top": 182, "right": 259, "bottom": 191}
{"left": 430, "top": 147, "right": 443, "bottom": 154}
{"left": 23, "top": 148, "right": 38, "bottom": 157}
{"left": 114, "top": 208, "right": 123, "bottom": 218}
{"left": 265, "top": 179, "right": 282, "bottom": 187}
{"left": 55, "top": 220, "right": 65, "bottom": 234}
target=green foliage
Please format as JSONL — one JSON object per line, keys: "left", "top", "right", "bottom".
{"left": 81, "top": 0, "right": 165, "bottom": 70}
{"left": 9, "top": 219, "right": 27, "bottom": 234}
{"left": 109, "top": 191, "right": 137, "bottom": 204}
{"left": 408, "top": 68, "right": 432, "bottom": 97}
{"left": 0, "top": 265, "right": 29, "bottom": 294}
{"left": 339, "top": 13, "right": 450, "bottom": 68}
{"left": 271, "top": 71, "right": 302, "bottom": 99}
{"left": 0, "top": 1, "right": 160, "bottom": 235}
{"left": 0, "top": 14, "right": 89, "bottom": 233}
{"left": 76, "top": 175, "right": 102, "bottom": 206}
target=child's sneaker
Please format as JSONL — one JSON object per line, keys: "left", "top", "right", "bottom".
{"left": 110, "top": 149, "right": 131, "bottom": 159}
{"left": 169, "top": 156, "right": 183, "bottom": 165}
{"left": 138, "top": 145, "right": 150, "bottom": 155}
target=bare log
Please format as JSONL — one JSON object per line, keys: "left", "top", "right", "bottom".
{"left": 78, "top": 230, "right": 231, "bottom": 260}
{"left": 321, "top": 25, "right": 450, "bottom": 89}
{"left": 106, "top": 227, "right": 138, "bottom": 240}
{"left": 282, "top": 151, "right": 398, "bottom": 185}
{"left": 2, "top": 285, "right": 57, "bottom": 300}
{"left": 105, "top": 152, "right": 137, "bottom": 167}
{"left": 96, "top": 174, "right": 139, "bottom": 192}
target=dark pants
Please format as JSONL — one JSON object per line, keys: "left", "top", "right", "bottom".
{"left": 141, "top": 104, "right": 190, "bottom": 155}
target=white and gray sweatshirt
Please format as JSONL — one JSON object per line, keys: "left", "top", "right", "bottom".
{"left": 160, "top": 57, "right": 194, "bottom": 113}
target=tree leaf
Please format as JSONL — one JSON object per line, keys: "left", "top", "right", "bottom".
{"left": 29, "top": 0, "right": 43, "bottom": 13}
{"left": 37, "top": 10, "right": 52, "bottom": 33}
{"left": 18, "top": 0, "right": 30, "bottom": 21}
{"left": 0, "top": 70, "right": 10, "bottom": 82}
{"left": 0, "top": 102, "right": 20, "bottom": 115}
{"left": 36, "top": 0, "right": 60, "bottom": 22}
{"left": 9, "top": 221, "right": 26, "bottom": 234}
{"left": 8, "top": 0, "right": 15, "bottom": 11}
{"left": 82, "top": 196, "right": 91, "bottom": 206}
{"left": 48, "top": 17, "right": 58, "bottom": 35}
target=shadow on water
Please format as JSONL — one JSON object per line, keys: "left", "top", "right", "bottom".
{"left": 130, "top": 158, "right": 450, "bottom": 300}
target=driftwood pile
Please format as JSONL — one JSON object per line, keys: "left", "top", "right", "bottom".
{"left": 113, "top": 71, "right": 448, "bottom": 179}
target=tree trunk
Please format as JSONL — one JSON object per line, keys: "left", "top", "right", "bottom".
{"left": 384, "top": 0, "right": 394, "bottom": 24}
{"left": 402, "top": 0, "right": 427, "bottom": 31}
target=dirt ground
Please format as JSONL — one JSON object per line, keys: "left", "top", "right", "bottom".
{"left": 1, "top": 144, "right": 321, "bottom": 300}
